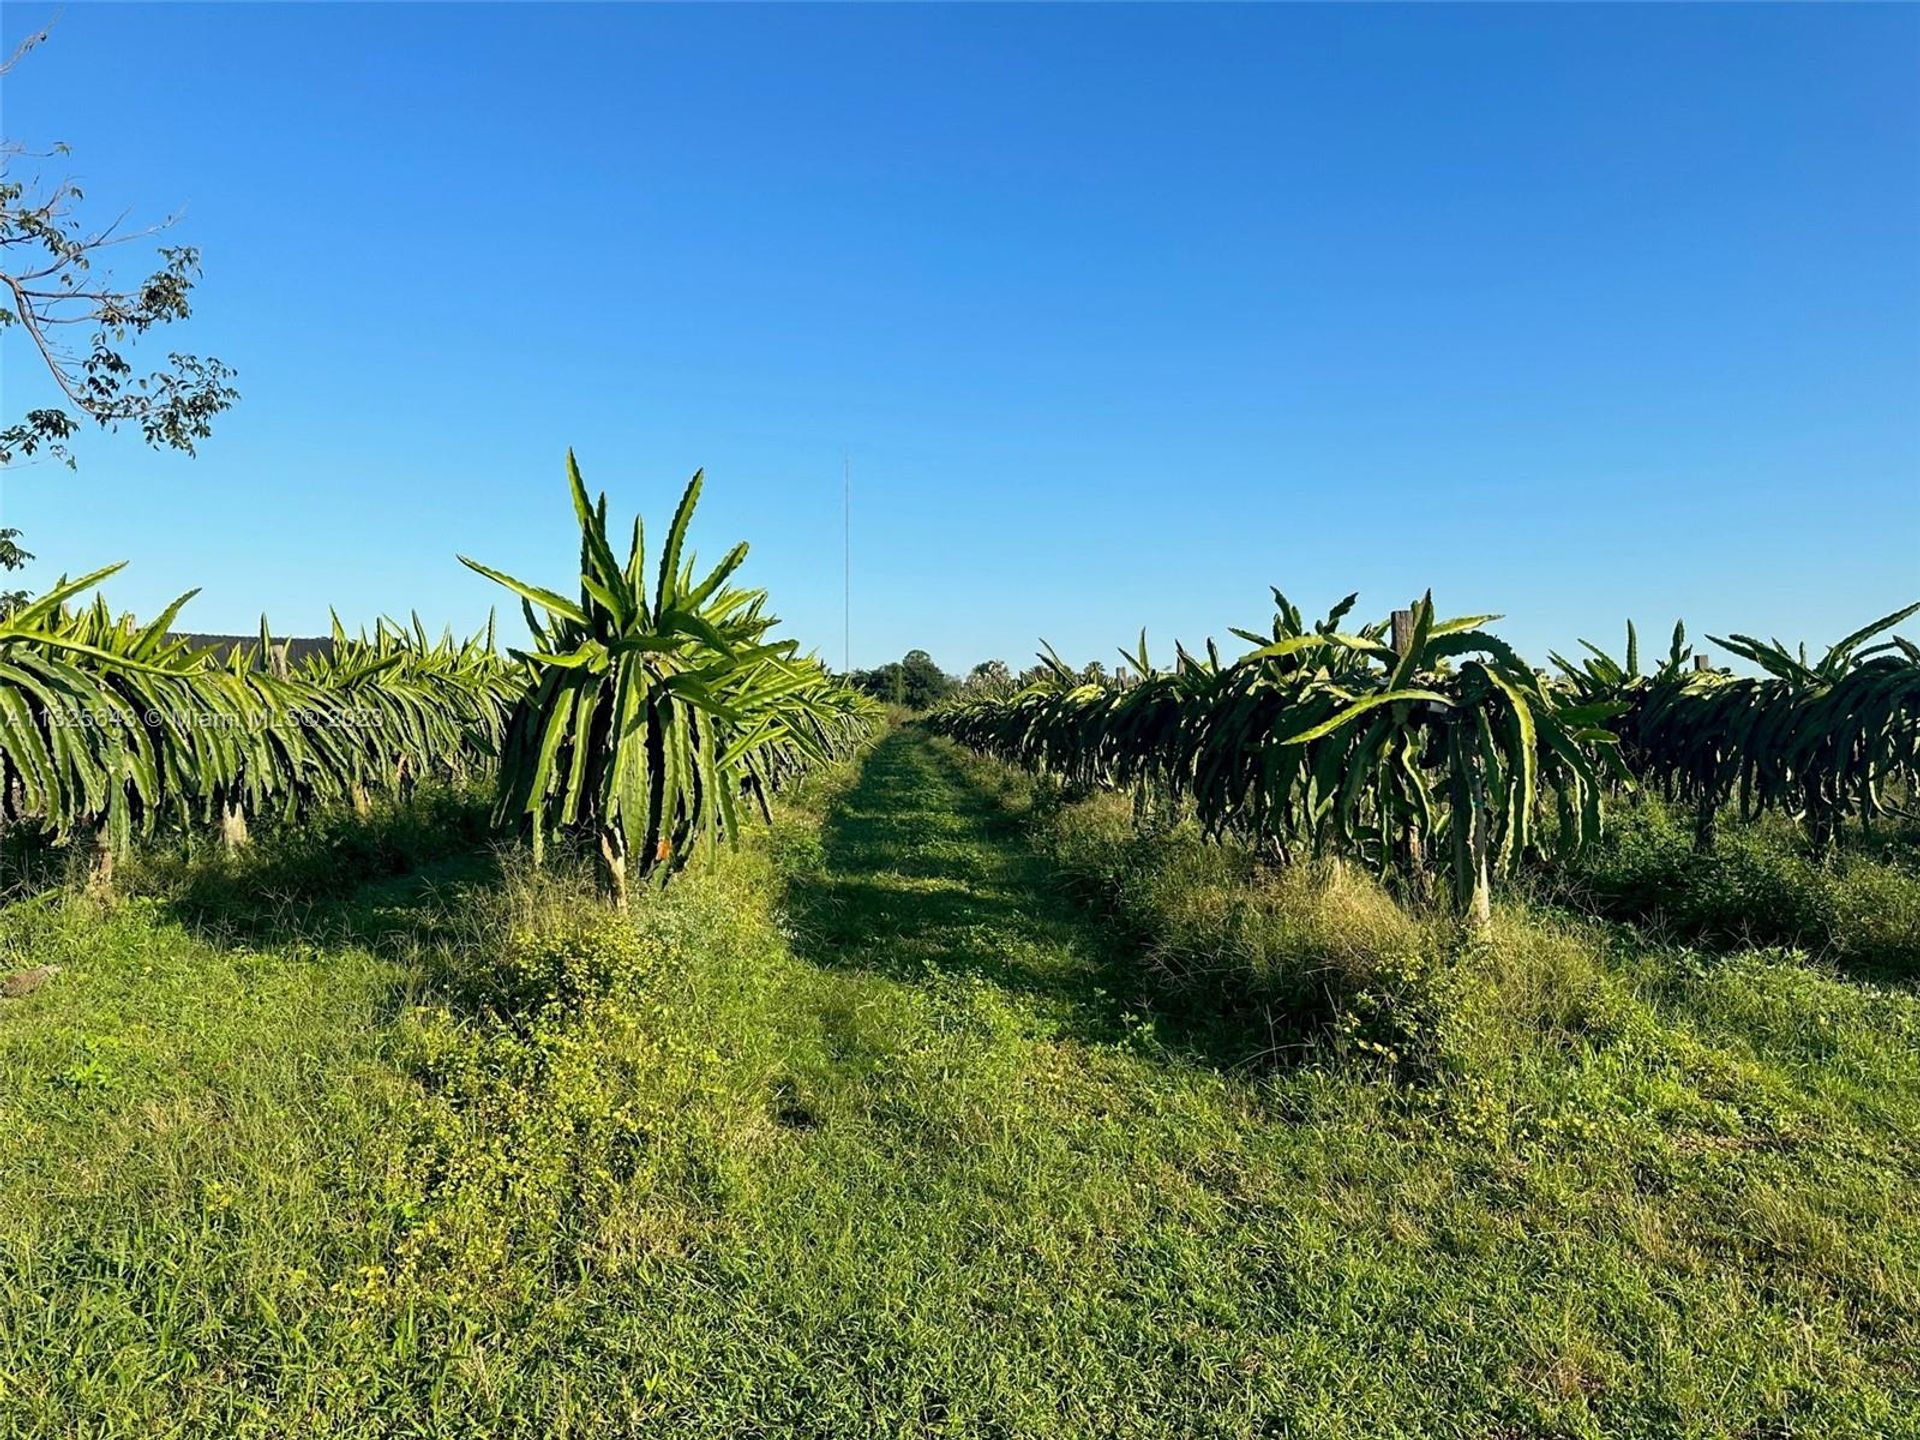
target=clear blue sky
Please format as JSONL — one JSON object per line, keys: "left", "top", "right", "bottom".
{"left": 3, "top": 3, "right": 1915, "bottom": 673}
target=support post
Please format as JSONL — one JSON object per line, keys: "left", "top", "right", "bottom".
{"left": 1391, "top": 608, "right": 1415, "bottom": 657}
{"left": 87, "top": 826, "right": 115, "bottom": 895}
{"left": 1390, "top": 607, "right": 1425, "bottom": 898}
{"left": 598, "top": 825, "right": 630, "bottom": 911}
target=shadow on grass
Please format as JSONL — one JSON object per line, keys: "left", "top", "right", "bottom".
{"left": 783, "top": 728, "right": 1283, "bottom": 1069}
{"left": 110, "top": 787, "right": 542, "bottom": 1022}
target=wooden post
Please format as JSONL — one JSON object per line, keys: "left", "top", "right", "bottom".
{"left": 1391, "top": 608, "right": 1415, "bottom": 657}
{"left": 1445, "top": 724, "right": 1491, "bottom": 933}
{"left": 1389, "top": 607, "right": 1425, "bottom": 895}
{"left": 87, "top": 827, "right": 115, "bottom": 895}
{"left": 598, "top": 825, "right": 630, "bottom": 911}
{"left": 1693, "top": 797, "right": 1717, "bottom": 853}
{"left": 1693, "top": 645, "right": 1718, "bottom": 850}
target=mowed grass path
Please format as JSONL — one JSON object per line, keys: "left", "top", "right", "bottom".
{"left": 786, "top": 724, "right": 1130, "bottom": 1038}
{"left": 2, "top": 728, "right": 1914, "bottom": 1437}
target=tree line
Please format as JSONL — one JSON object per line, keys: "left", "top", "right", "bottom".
{"left": 846, "top": 651, "right": 1131, "bottom": 711}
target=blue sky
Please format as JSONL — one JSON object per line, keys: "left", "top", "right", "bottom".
{"left": 2, "top": 3, "right": 1915, "bottom": 674}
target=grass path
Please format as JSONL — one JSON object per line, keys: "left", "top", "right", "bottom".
{"left": 784, "top": 724, "right": 1131, "bottom": 1041}
{"left": 711, "top": 727, "right": 1299, "bottom": 1434}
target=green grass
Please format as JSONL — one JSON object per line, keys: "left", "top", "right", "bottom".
{"left": 1, "top": 728, "right": 1916, "bottom": 1436}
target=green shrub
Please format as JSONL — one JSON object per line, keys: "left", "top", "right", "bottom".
{"left": 1545, "top": 797, "right": 1920, "bottom": 979}
{"left": 1000, "top": 775, "right": 1460, "bottom": 1075}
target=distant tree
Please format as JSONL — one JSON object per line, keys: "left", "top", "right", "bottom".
{"left": 1, "top": 24, "right": 238, "bottom": 469}
{"left": 960, "top": 658, "right": 1016, "bottom": 700}
{"left": 851, "top": 649, "right": 956, "bottom": 710}
{"left": 0, "top": 526, "right": 30, "bottom": 612}
{"left": 850, "top": 661, "right": 902, "bottom": 704}
{"left": 897, "top": 649, "right": 956, "bottom": 708}
{"left": 999, "top": 652, "right": 1125, "bottom": 692}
